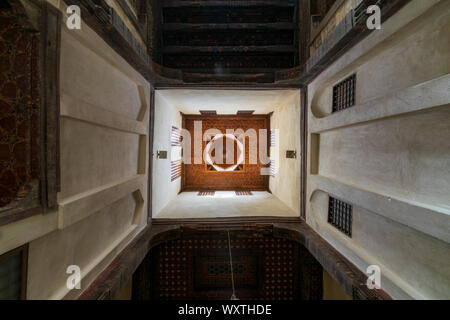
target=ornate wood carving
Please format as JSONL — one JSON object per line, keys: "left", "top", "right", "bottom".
{"left": 183, "top": 115, "right": 270, "bottom": 191}
{"left": 0, "top": 0, "right": 60, "bottom": 226}
{"left": 134, "top": 229, "right": 322, "bottom": 300}
{"left": 78, "top": 223, "right": 392, "bottom": 300}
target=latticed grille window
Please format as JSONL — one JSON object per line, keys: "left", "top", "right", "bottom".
{"left": 171, "top": 126, "right": 182, "bottom": 146}
{"left": 171, "top": 160, "right": 182, "bottom": 181}
{"left": 328, "top": 197, "right": 352, "bottom": 237}
{"left": 332, "top": 74, "right": 356, "bottom": 112}
{"left": 270, "top": 159, "right": 276, "bottom": 177}
{"left": 270, "top": 129, "right": 276, "bottom": 147}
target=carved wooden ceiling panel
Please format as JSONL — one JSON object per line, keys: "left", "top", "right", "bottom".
{"left": 133, "top": 230, "right": 323, "bottom": 300}
{"left": 0, "top": 3, "right": 40, "bottom": 211}
{"left": 182, "top": 116, "right": 269, "bottom": 191}
{"left": 157, "top": 0, "right": 299, "bottom": 74}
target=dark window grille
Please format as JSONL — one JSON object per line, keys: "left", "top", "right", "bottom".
{"left": 332, "top": 74, "right": 356, "bottom": 112}
{"left": 171, "top": 126, "right": 182, "bottom": 146}
{"left": 328, "top": 197, "right": 352, "bottom": 237}
{"left": 171, "top": 160, "right": 182, "bottom": 181}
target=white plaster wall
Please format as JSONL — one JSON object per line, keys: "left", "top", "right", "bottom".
{"left": 269, "top": 91, "right": 301, "bottom": 216}
{"left": 0, "top": 1, "right": 150, "bottom": 299}
{"left": 306, "top": 0, "right": 450, "bottom": 299}
{"left": 152, "top": 92, "right": 182, "bottom": 217}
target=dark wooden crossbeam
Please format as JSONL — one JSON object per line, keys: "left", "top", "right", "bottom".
{"left": 181, "top": 68, "right": 279, "bottom": 73}
{"left": 163, "top": 22, "right": 296, "bottom": 31}
{"left": 161, "top": 0, "right": 297, "bottom": 8}
{"left": 163, "top": 45, "right": 295, "bottom": 54}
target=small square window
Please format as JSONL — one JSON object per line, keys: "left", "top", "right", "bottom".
{"left": 328, "top": 197, "right": 352, "bottom": 237}
{"left": 332, "top": 74, "right": 356, "bottom": 113}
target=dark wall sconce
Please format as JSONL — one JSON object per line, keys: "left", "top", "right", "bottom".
{"left": 286, "top": 150, "right": 297, "bottom": 159}
{"left": 157, "top": 151, "right": 168, "bottom": 159}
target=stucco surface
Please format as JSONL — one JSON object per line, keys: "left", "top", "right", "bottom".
{"left": 269, "top": 91, "right": 301, "bottom": 216}
{"left": 306, "top": 0, "right": 450, "bottom": 299}
{"left": 152, "top": 92, "right": 182, "bottom": 217}
{"left": 155, "top": 191, "right": 297, "bottom": 219}
{"left": 0, "top": 2, "right": 151, "bottom": 299}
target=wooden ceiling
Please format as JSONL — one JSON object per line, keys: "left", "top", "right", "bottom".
{"left": 158, "top": 0, "right": 299, "bottom": 75}
{"left": 132, "top": 229, "right": 323, "bottom": 300}
{"left": 182, "top": 115, "right": 270, "bottom": 191}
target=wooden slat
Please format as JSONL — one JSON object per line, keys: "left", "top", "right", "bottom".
{"left": 199, "top": 110, "right": 217, "bottom": 116}
{"left": 171, "top": 126, "right": 182, "bottom": 146}
{"left": 171, "top": 160, "right": 182, "bottom": 181}
{"left": 163, "top": 45, "right": 295, "bottom": 54}
{"left": 161, "top": 0, "right": 297, "bottom": 8}
{"left": 163, "top": 22, "right": 296, "bottom": 31}
{"left": 237, "top": 110, "right": 255, "bottom": 115}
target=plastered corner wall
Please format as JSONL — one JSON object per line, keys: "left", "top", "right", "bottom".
{"left": 269, "top": 90, "right": 301, "bottom": 216}
{"left": 152, "top": 91, "right": 182, "bottom": 218}
{"left": 23, "top": 6, "right": 150, "bottom": 299}
{"left": 306, "top": 0, "right": 450, "bottom": 299}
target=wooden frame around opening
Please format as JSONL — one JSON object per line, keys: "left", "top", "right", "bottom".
{"left": 0, "top": 244, "right": 29, "bottom": 300}
{"left": 149, "top": 86, "right": 304, "bottom": 223}
{"left": 0, "top": 0, "right": 61, "bottom": 227}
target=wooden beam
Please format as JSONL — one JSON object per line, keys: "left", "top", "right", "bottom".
{"left": 163, "top": 45, "right": 296, "bottom": 54}
{"left": 182, "top": 67, "right": 279, "bottom": 74}
{"left": 163, "top": 22, "right": 296, "bottom": 31}
{"left": 237, "top": 110, "right": 255, "bottom": 115}
{"left": 199, "top": 110, "right": 217, "bottom": 116}
{"left": 183, "top": 72, "right": 275, "bottom": 84}
{"left": 161, "top": 0, "right": 297, "bottom": 8}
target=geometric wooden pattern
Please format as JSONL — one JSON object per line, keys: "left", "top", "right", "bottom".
{"left": 183, "top": 115, "right": 269, "bottom": 190}
{"left": 159, "top": 1, "right": 299, "bottom": 73}
{"left": 0, "top": 1, "right": 60, "bottom": 226}
{"left": 0, "top": 4, "right": 40, "bottom": 209}
{"left": 136, "top": 231, "right": 323, "bottom": 300}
